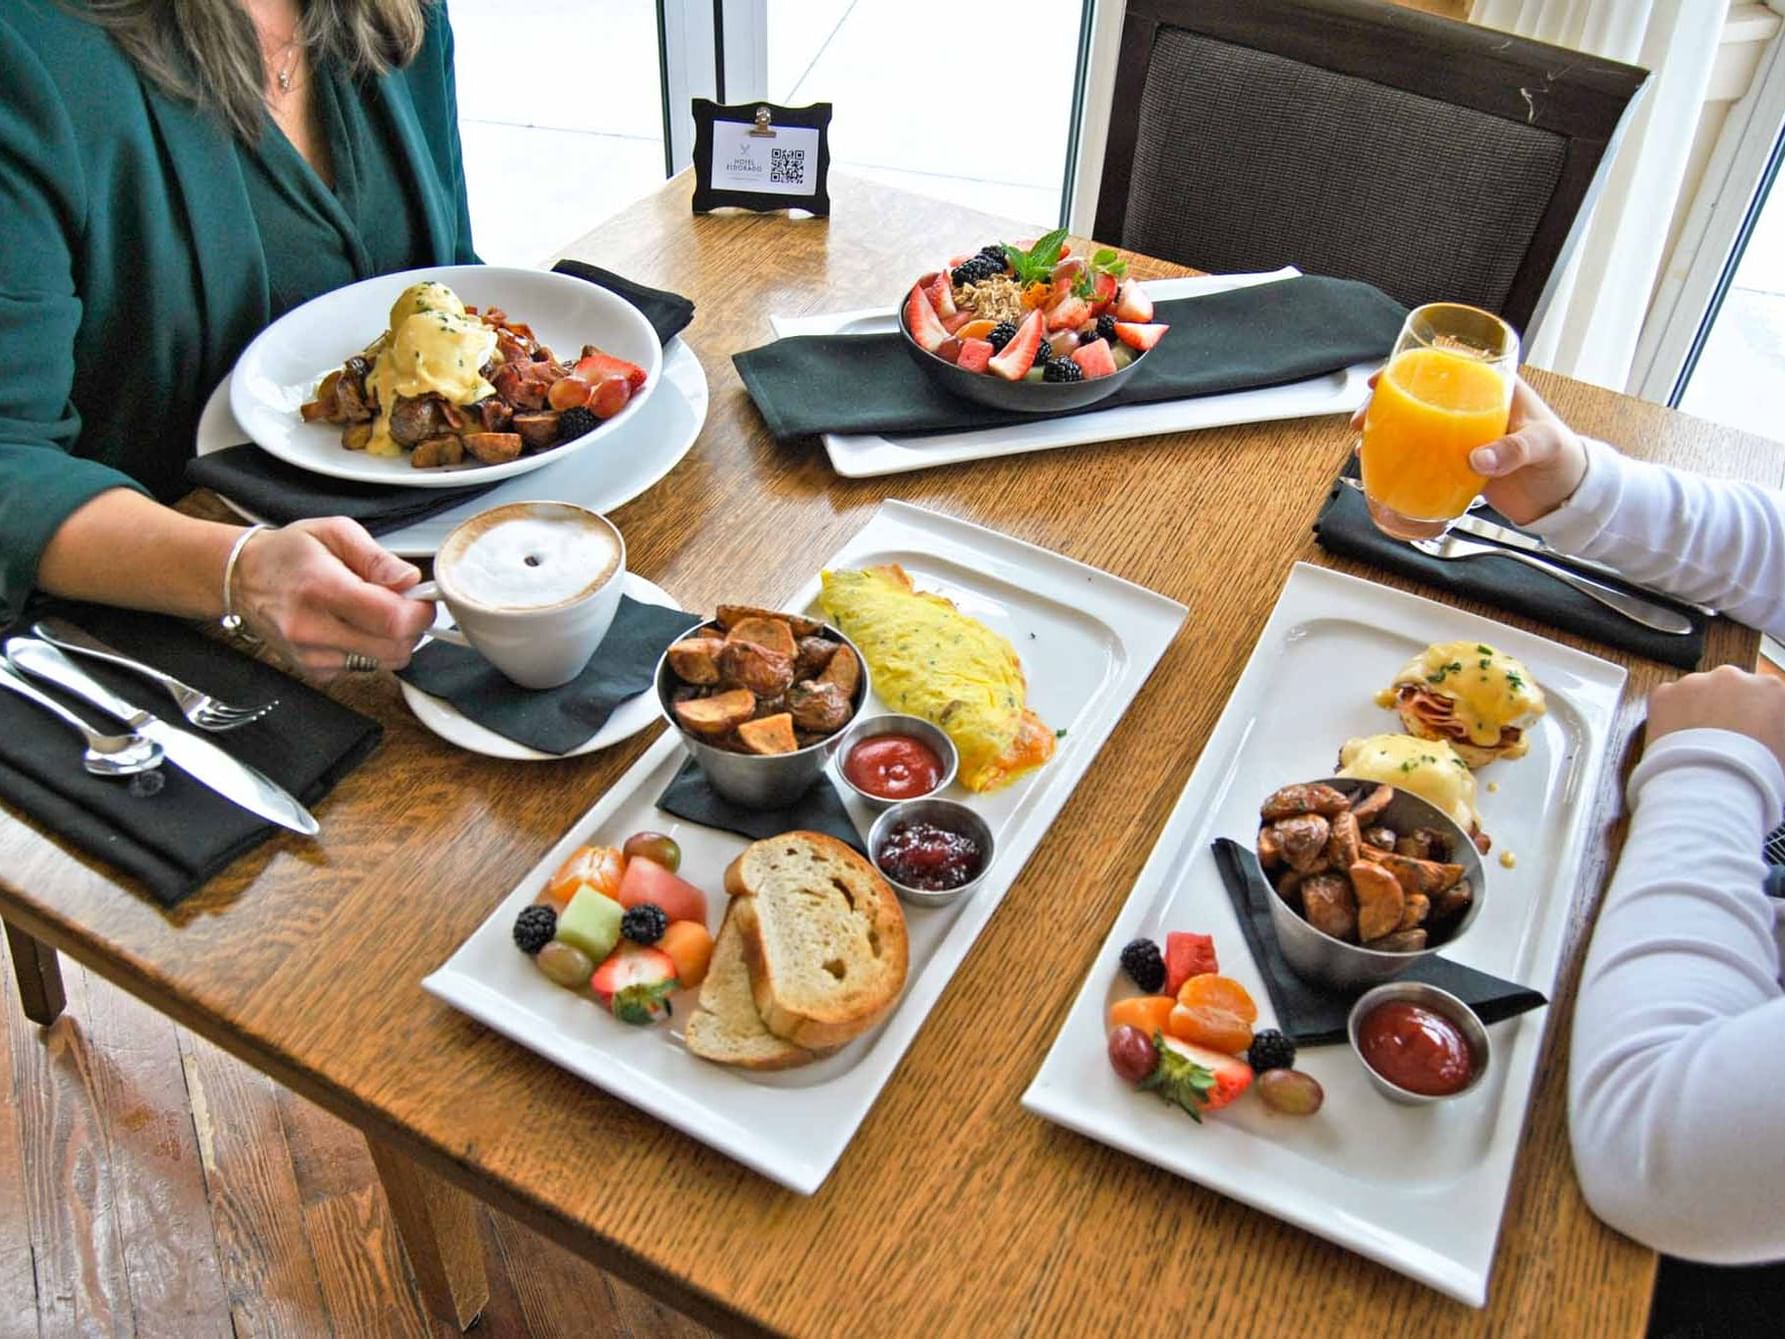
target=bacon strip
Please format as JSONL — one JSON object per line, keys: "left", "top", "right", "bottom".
{"left": 1395, "top": 685, "right": 1522, "bottom": 752}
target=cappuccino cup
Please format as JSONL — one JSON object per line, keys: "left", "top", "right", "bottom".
{"left": 408, "top": 501, "right": 626, "bottom": 689}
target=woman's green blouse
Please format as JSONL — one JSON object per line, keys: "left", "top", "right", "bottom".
{"left": 0, "top": 0, "right": 478, "bottom": 620}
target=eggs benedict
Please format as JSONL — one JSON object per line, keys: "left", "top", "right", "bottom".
{"left": 1376, "top": 640, "right": 1545, "bottom": 767}
{"left": 1337, "top": 733, "right": 1489, "bottom": 851}
{"left": 360, "top": 290, "right": 497, "bottom": 457}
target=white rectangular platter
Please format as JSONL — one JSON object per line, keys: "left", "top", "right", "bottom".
{"left": 424, "top": 501, "right": 1185, "bottom": 1193}
{"left": 769, "top": 269, "right": 1373, "bottom": 477}
{"left": 1021, "top": 562, "right": 1627, "bottom": 1306}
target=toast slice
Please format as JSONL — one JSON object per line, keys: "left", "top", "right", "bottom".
{"left": 683, "top": 903, "right": 815, "bottom": 1071}
{"left": 725, "top": 831, "right": 909, "bottom": 1050}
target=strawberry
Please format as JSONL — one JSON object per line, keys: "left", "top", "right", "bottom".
{"left": 904, "top": 283, "right": 949, "bottom": 352}
{"left": 942, "top": 310, "right": 975, "bottom": 335}
{"left": 927, "top": 272, "right": 958, "bottom": 320}
{"left": 1114, "top": 321, "right": 1169, "bottom": 352}
{"left": 1164, "top": 931, "right": 1218, "bottom": 995}
{"left": 1143, "top": 1035, "right": 1254, "bottom": 1121}
{"left": 1045, "top": 295, "right": 1091, "bottom": 332}
{"left": 575, "top": 348, "right": 647, "bottom": 389}
{"left": 987, "top": 309, "right": 1045, "bottom": 380}
{"left": 1092, "top": 271, "right": 1119, "bottom": 310}
{"left": 1070, "top": 337, "right": 1118, "bottom": 379}
{"left": 1114, "top": 280, "right": 1154, "bottom": 323}
{"left": 590, "top": 942, "right": 678, "bottom": 1024}
{"left": 956, "top": 337, "right": 994, "bottom": 374}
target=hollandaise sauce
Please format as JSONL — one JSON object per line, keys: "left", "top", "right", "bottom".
{"left": 361, "top": 284, "right": 496, "bottom": 456}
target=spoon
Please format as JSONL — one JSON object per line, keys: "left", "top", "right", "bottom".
{"left": 0, "top": 661, "right": 165, "bottom": 776}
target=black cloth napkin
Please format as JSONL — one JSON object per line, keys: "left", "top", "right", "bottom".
{"left": 1313, "top": 462, "right": 1707, "bottom": 670}
{"left": 733, "top": 275, "right": 1406, "bottom": 440}
{"left": 0, "top": 603, "right": 381, "bottom": 907}
{"left": 1211, "top": 837, "right": 1546, "bottom": 1046}
{"left": 656, "top": 757, "right": 867, "bottom": 856}
{"left": 395, "top": 596, "right": 699, "bottom": 755}
{"left": 184, "top": 263, "right": 697, "bottom": 531}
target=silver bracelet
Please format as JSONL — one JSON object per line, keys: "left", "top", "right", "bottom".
{"left": 219, "top": 523, "right": 273, "bottom": 634}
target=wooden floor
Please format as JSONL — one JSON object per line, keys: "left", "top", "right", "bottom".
{"left": 0, "top": 934, "right": 715, "bottom": 1339}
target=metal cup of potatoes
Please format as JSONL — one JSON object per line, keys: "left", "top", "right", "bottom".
{"left": 655, "top": 605, "right": 870, "bottom": 809}
{"left": 1256, "top": 777, "right": 1486, "bottom": 991}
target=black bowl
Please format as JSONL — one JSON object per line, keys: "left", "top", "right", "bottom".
{"left": 896, "top": 296, "right": 1145, "bottom": 414}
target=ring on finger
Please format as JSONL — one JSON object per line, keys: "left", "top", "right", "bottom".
{"left": 344, "top": 651, "right": 380, "bottom": 673}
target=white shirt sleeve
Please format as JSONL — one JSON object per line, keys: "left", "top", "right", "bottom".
{"left": 1567, "top": 728, "right": 1785, "bottom": 1263}
{"left": 1526, "top": 437, "right": 1785, "bottom": 639}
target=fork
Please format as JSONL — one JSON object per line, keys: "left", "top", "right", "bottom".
{"left": 31, "top": 618, "right": 279, "bottom": 731}
{"left": 1408, "top": 534, "right": 1694, "bottom": 635}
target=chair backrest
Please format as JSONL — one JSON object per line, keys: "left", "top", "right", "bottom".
{"left": 1094, "top": 0, "right": 1648, "bottom": 340}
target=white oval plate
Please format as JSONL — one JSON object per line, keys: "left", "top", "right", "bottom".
{"left": 196, "top": 336, "right": 709, "bottom": 556}
{"left": 228, "top": 265, "right": 663, "bottom": 487}
{"left": 399, "top": 572, "right": 680, "bottom": 761}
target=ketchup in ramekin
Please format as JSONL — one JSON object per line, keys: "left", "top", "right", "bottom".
{"left": 1356, "top": 1000, "right": 1476, "bottom": 1097}
{"left": 843, "top": 734, "right": 944, "bottom": 801}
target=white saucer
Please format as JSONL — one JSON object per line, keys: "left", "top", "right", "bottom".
{"left": 195, "top": 337, "right": 710, "bottom": 557}
{"left": 399, "top": 572, "right": 681, "bottom": 761}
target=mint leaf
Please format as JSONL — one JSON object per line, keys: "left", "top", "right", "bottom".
{"left": 1002, "top": 227, "right": 1071, "bottom": 286}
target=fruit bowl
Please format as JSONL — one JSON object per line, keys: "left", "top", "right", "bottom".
{"left": 897, "top": 234, "right": 1169, "bottom": 416}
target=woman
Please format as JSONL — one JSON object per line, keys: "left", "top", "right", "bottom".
{"left": 0, "top": 0, "right": 467, "bottom": 676}
{"left": 1356, "top": 381, "right": 1785, "bottom": 1267}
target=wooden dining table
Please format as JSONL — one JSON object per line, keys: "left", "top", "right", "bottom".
{"left": 2, "top": 171, "right": 1779, "bottom": 1338}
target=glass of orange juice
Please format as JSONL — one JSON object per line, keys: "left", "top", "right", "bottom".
{"left": 1359, "top": 303, "right": 1518, "bottom": 541}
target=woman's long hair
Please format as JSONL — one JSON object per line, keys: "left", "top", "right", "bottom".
{"left": 82, "top": 0, "right": 427, "bottom": 141}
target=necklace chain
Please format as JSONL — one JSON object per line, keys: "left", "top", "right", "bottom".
{"left": 267, "top": 31, "right": 301, "bottom": 95}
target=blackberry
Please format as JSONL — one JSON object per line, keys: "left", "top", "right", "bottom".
{"left": 1043, "top": 359, "right": 1083, "bottom": 383}
{"left": 1247, "top": 1029, "right": 1297, "bottom": 1073}
{"left": 1118, "top": 938, "right": 1165, "bottom": 992}
{"left": 512, "top": 904, "right": 557, "bottom": 956}
{"left": 620, "top": 902, "right": 668, "bottom": 945}
{"left": 951, "top": 255, "right": 1001, "bottom": 286}
{"left": 987, "top": 320, "right": 1019, "bottom": 353}
{"left": 556, "top": 405, "right": 598, "bottom": 441}
{"left": 978, "top": 243, "right": 1008, "bottom": 264}
{"left": 1034, "top": 339, "right": 1053, "bottom": 366}
{"left": 1095, "top": 313, "right": 1118, "bottom": 344}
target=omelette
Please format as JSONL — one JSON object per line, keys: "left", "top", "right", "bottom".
{"left": 820, "top": 565, "right": 1054, "bottom": 793}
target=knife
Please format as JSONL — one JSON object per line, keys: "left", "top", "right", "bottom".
{"left": 4, "top": 637, "right": 319, "bottom": 835}
{"left": 1335, "top": 477, "right": 1716, "bottom": 617}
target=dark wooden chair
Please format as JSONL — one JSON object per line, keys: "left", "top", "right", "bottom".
{"left": 1092, "top": 0, "right": 1649, "bottom": 340}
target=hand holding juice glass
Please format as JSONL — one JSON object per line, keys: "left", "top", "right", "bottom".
{"left": 1359, "top": 303, "right": 1519, "bottom": 541}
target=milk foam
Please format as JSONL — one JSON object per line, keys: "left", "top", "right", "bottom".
{"left": 442, "top": 511, "right": 619, "bottom": 610}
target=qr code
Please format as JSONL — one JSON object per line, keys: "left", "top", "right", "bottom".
{"left": 770, "top": 147, "right": 806, "bottom": 184}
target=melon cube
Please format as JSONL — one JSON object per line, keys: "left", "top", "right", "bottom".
{"left": 555, "top": 885, "right": 624, "bottom": 962}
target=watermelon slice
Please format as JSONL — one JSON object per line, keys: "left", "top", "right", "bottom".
{"left": 956, "top": 337, "right": 994, "bottom": 374}
{"left": 1045, "top": 296, "right": 1091, "bottom": 332}
{"left": 987, "top": 310, "right": 1045, "bottom": 381}
{"left": 1164, "top": 932, "right": 1219, "bottom": 995}
{"left": 1114, "top": 280, "right": 1154, "bottom": 323}
{"left": 904, "top": 283, "right": 949, "bottom": 352}
{"left": 1071, "top": 337, "right": 1119, "bottom": 379}
{"left": 617, "top": 857, "right": 708, "bottom": 925}
{"left": 1115, "top": 321, "right": 1170, "bottom": 351}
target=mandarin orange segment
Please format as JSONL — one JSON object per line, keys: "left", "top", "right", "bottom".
{"left": 954, "top": 319, "right": 997, "bottom": 342}
{"left": 1175, "top": 973, "right": 1259, "bottom": 1024}
{"left": 1167, "top": 1003, "right": 1254, "bottom": 1055}
{"left": 1108, "top": 995, "right": 1175, "bottom": 1037}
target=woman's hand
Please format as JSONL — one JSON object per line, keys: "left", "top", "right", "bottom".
{"left": 1645, "top": 665, "right": 1785, "bottom": 774}
{"left": 1349, "top": 374, "right": 1589, "bottom": 525}
{"left": 232, "top": 518, "right": 436, "bottom": 681}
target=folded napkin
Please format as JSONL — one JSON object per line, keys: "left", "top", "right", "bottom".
{"left": 185, "top": 262, "right": 697, "bottom": 531}
{"left": 1313, "top": 465, "right": 1707, "bottom": 669}
{"left": 734, "top": 275, "right": 1406, "bottom": 440}
{"left": 396, "top": 597, "right": 700, "bottom": 755}
{"left": 657, "top": 757, "right": 867, "bottom": 856}
{"left": 0, "top": 603, "right": 381, "bottom": 907}
{"left": 1211, "top": 837, "right": 1546, "bottom": 1046}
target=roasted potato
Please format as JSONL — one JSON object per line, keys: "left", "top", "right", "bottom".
{"left": 410, "top": 435, "right": 464, "bottom": 468}
{"left": 718, "top": 639, "right": 795, "bottom": 698}
{"left": 388, "top": 394, "right": 446, "bottom": 447}
{"left": 1368, "top": 929, "right": 1428, "bottom": 953}
{"left": 1257, "top": 825, "right": 1284, "bottom": 871}
{"left": 1326, "top": 809, "right": 1361, "bottom": 870}
{"left": 737, "top": 712, "right": 798, "bottom": 755}
{"left": 1362, "top": 849, "right": 1465, "bottom": 898}
{"left": 794, "top": 636, "right": 838, "bottom": 678}
{"left": 1261, "top": 783, "right": 1351, "bottom": 821}
{"left": 717, "top": 605, "right": 822, "bottom": 638}
{"left": 1397, "top": 892, "right": 1431, "bottom": 932}
{"left": 459, "top": 431, "right": 523, "bottom": 465}
{"left": 673, "top": 688, "right": 755, "bottom": 737}
{"left": 1275, "top": 814, "right": 1331, "bottom": 873}
{"left": 1349, "top": 860, "right": 1407, "bottom": 943}
{"left": 666, "top": 638, "right": 725, "bottom": 685}
{"left": 1395, "top": 827, "right": 1450, "bottom": 862}
{"left": 512, "top": 413, "right": 560, "bottom": 450}
{"left": 724, "top": 616, "right": 797, "bottom": 660}
{"left": 1361, "top": 824, "right": 1398, "bottom": 851}
{"left": 817, "top": 643, "right": 860, "bottom": 699}
{"left": 340, "top": 421, "right": 373, "bottom": 451}
{"left": 786, "top": 679, "right": 852, "bottom": 733}
{"left": 1429, "top": 878, "right": 1474, "bottom": 927}
{"left": 1301, "top": 873, "right": 1358, "bottom": 942}
{"left": 1348, "top": 783, "right": 1394, "bottom": 823}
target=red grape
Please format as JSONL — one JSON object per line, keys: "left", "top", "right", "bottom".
{"left": 622, "top": 831, "right": 681, "bottom": 874}
{"left": 548, "top": 375, "right": 592, "bottom": 411}
{"left": 1107, "top": 1025, "right": 1158, "bottom": 1084}
{"left": 591, "top": 375, "right": 631, "bottom": 419}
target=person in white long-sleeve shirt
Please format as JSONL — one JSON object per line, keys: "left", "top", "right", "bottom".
{"left": 1363, "top": 379, "right": 1785, "bottom": 1265}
